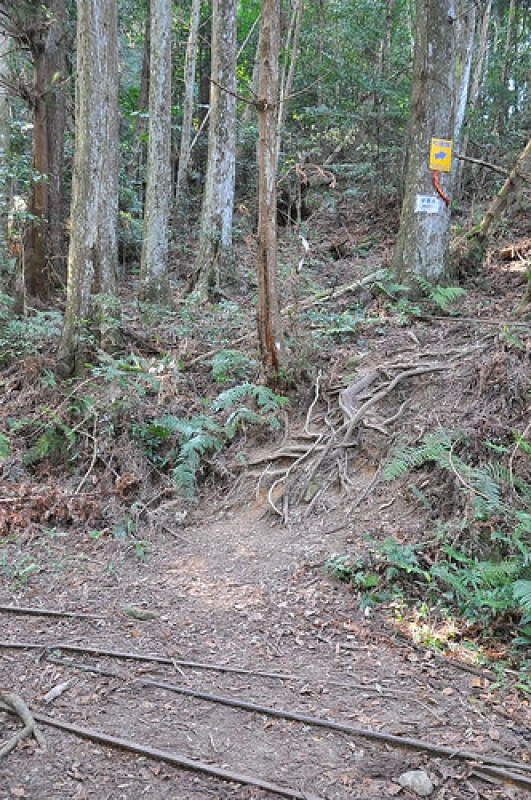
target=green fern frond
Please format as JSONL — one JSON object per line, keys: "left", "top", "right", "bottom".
{"left": 209, "top": 350, "right": 257, "bottom": 384}
{"left": 414, "top": 275, "right": 465, "bottom": 310}
{"left": 383, "top": 428, "right": 454, "bottom": 480}
{"left": 476, "top": 559, "right": 521, "bottom": 588}
{"left": 0, "top": 433, "right": 9, "bottom": 458}
{"left": 513, "top": 580, "right": 531, "bottom": 612}
{"left": 212, "top": 382, "right": 288, "bottom": 415}
{"left": 225, "top": 408, "right": 263, "bottom": 438}
{"left": 170, "top": 417, "right": 225, "bottom": 497}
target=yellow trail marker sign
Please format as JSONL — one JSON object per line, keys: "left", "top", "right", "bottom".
{"left": 429, "top": 138, "right": 452, "bottom": 172}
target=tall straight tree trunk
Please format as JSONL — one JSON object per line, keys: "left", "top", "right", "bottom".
{"left": 391, "top": 0, "right": 471, "bottom": 288}
{"left": 127, "top": 5, "right": 150, "bottom": 186}
{"left": 256, "top": 0, "right": 284, "bottom": 383}
{"left": 174, "top": 0, "right": 201, "bottom": 217}
{"left": 0, "top": 25, "right": 10, "bottom": 268}
{"left": 494, "top": 0, "right": 516, "bottom": 137}
{"left": 24, "top": 0, "right": 67, "bottom": 297}
{"left": 190, "top": 0, "right": 237, "bottom": 299}
{"left": 57, "top": 0, "right": 119, "bottom": 375}
{"left": 25, "top": 15, "right": 50, "bottom": 299}
{"left": 276, "top": 0, "right": 303, "bottom": 161}
{"left": 45, "top": 0, "right": 67, "bottom": 285}
{"left": 139, "top": 0, "right": 172, "bottom": 304}
{"left": 456, "top": 0, "right": 491, "bottom": 196}
{"left": 451, "top": 2, "right": 475, "bottom": 180}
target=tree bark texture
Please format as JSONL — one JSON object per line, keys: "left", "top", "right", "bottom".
{"left": 127, "top": 2, "right": 150, "bottom": 186}
{"left": 0, "top": 27, "right": 9, "bottom": 257}
{"left": 191, "top": 0, "right": 237, "bottom": 299}
{"left": 174, "top": 0, "right": 201, "bottom": 216}
{"left": 256, "top": 0, "right": 285, "bottom": 382}
{"left": 391, "top": 0, "right": 469, "bottom": 287}
{"left": 138, "top": 0, "right": 172, "bottom": 304}
{"left": 23, "top": 0, "right": 67, "bottom": 297}
{"left": 57, "top": 0, "right": 119, "bottom": 375}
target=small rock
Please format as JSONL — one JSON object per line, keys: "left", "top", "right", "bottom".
{"left": 397, "top": 769, "right": 434, "bottom": 797}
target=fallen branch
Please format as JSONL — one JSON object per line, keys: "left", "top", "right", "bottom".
{"left": 30, "top": 711, "right": 323, "bottom": 800}
{"left": 0, "top": 640, "right": 380, "bottom": 689}
{"left": 471, "top": 765, "right": 531, "bottom": 792}
{"left": 47, "top": 654, "right": 441, "bottom": 711}
{"left": 139, "top": 679, "right": 531, "bottom": 780}
{"left": 0, "top": 693, "right": 46, "bottom": 757}
{"left": 282, "top": 268, "right": 388, "bottom": 314}
{"left": 0, "top": 606, "right": 102, "bottom": 620}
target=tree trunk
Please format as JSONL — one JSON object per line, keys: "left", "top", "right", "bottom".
{"left": 127, "top": 4, "right": 150, "bottom": 188}
{"left": 57, "top": 0, "right": 119, "bottom": 375}
{"left": 391, "top": 0, "right": 470, "bottom": 289}
{"left": 494, "top": 0, "right": 516, "bottom": 137}
{"left": 190, "top": 0, "right": 237, "bottom": 300}
{"left": 451, "top": 3, "right": 475, "bottom": 184}
{"left": 0, "top": 25, "right": 10, "bottom": 268}
{"left": 25, "top": 22, "right": 50, "bottom": 299}
{"left": 256, "top": 0, "right": 285, "bottom": 383}
{"left": 138, "top": 0, "right": 172, "bottom": 305}
{"left": 277, "top": 0, "right": 303, "bottom": 163}
{"left": 24, "top": 0, "right": 67, "bottom": 297}
{"left": 45, "top": 0, "right": 67, "bottom": 285}
{"left": 455, "top": 0, "right": 491, "bottom": 196}
{"left": 174, "top": 0, "right": 201, "bottom": 217}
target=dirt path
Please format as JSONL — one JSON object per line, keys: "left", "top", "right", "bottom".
{"left": 1, "top": 501, "right": 529, "bottom": 799}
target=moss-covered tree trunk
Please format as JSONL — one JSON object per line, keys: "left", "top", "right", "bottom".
{"left": 189, "top": 0, "right": 237, "bottom": 300}
{"left": 57, "top": 0, "right": 119, "bottom": 375}
{"left": 391, "top": 0, "right": 472, "bottom": 289}
{"left": 138, "top": 0, "right": 172, "bottom": 305}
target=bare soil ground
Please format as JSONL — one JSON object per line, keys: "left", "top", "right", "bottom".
{"left": 1, "top": 196, "right": 530, "bottom": 799}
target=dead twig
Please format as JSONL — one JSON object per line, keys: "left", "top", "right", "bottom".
{"left": 0, "top": 693, "right": 46, "bottom": 757}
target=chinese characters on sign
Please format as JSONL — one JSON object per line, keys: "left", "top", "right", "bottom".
{"left": 415, "top": 194, "right": 443, "bottom": 214}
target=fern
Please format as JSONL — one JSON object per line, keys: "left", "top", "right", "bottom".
{"left": 209, "top": 350, "right": 257, "bottom": 385}
{"left": 383, "top": 428, "right": 454, "bottom": 480}
{"left": 414, "top": 275, "right": 465, "bottom": 311}
{"left": 224, "top": 407, "right": 264, "bottom": 438}
{"left": 513, "top": 580, "right": 531, "bottom": 612}
{"left": 212, "top": 382, "right": 288, "bottom": 416}
{"left": 0, "top": 433, "right": 9, "bottom": 458}
{"left": 170, "top": 416, "right": 224, "bottom": 497}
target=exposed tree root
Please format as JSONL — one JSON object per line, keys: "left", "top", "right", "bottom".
{"left": 30, "top": 711, "right": 324, "bottom": 800}
{"left": 260, "top": 360, "right": 449, "bottom": 521}
{"left": 254, "top": 343, "right": 495, "bottom": 522}
{"left": 0, "top": 693, "right": 46, "bottom": 758}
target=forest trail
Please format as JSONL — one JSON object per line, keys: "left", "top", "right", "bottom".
{"left": 1, "top": 498, "right": 529, "bottom": 799}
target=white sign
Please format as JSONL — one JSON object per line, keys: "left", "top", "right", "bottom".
{"left": 415, "top": 194, "right": 443, "bottom": 214}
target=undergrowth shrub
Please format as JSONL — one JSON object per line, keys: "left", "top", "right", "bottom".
{"left": 0, "top": 293, "right": 62, "bottom": 364}
{"left": 325, "top": 426, "right": 531, "bottom": 677}
{"left": 6, "top": 348, "right": 288, "bottom": 499}
{"left": 132, "top": 382, "right": 288, "bottom": 497}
